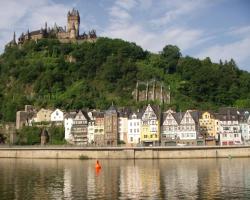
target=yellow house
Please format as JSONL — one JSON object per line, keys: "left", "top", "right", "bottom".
{"left": 199, "top": 111, "right": 218, "bottom": 138}
{"left": 33, "top": 108, "right": 53, "bottom": 123}
{"left": 140, "top": 104, "right": 160, "bottom": 145}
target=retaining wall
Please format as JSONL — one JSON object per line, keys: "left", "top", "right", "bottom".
{"left": 0, "top": 146, "right": 250, "bottom": 159}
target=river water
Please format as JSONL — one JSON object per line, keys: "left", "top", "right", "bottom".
{"left": 0, "top": 158, "right": 250, "bottom": 199}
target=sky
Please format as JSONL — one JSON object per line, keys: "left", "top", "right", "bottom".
{"left": 0, "top": 0, "right": 250, "bottom": 71}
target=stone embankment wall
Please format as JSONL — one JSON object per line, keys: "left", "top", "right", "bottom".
{"left": 0, "top": 146, "right": 250, "bottom": 159}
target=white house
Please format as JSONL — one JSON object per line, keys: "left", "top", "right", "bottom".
{"left": 51, "top": 108, "right": 64, "bottom": 123}
{"left": 127, "top": 112, "right": 141, "bottom": 145}
{"left": 71, "top": 110, "right": 89, "bottom": 145}
{"left": 87, "top": 111, "right": 96, "bottom": 144}
{"left": 218, "top": 108, "right": 242, "bottom": 145}
{"left": 239, "top": 111, "right": 250, "bottom": 142}
{"left": 64, "top": 112, "right": 76, "bottom": 142}
{"left": 161, "top": 110, "right": 200, "bottom": 146}
{"left": 161, "top": 109, "right": 179, "bottom": 145}
{"left": 118, "top": 113, "right": 128, "bottom": 143}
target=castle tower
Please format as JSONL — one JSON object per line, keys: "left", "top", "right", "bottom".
{"left": 67, "top": 8, "right": 80, "bottom": 38}
{"left": 70, "top": 23, "right": 76, "bottom": 39}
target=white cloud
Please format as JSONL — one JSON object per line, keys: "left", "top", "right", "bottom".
{"left": 228, "top": 25, "right": 250, "bottom": 37}
{"left": 137, "top": 0, "right": 152, "bottom": 10}
{"left": 109, "top": 6, "right": 131, "bottom": 21}
{"left": 103, "top": 21, "right": 205, "bottom": 53}
{"left": 103, "top": 0, "right": 206, "bottom": 53}
{"left": 115, "top": 0, "right": 137, "bottom": 10}
{"left": 196, "top": 35, "right": 250, "bottom": 69}
{"left": 150, "top": 0, "right": 211, "bottom": 27}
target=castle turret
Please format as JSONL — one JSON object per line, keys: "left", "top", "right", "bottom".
{"left": 67, "top": 8, "right": 80, "bottom": 38}
{"left": 13, "top": 32, "right": 17, "bottom": 44}
{"left": 25, "top": 29, "right": 30, "bottom": 40}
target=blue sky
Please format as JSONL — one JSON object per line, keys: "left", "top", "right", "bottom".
{"left": 1, "top": 0, "right": 250, "bottom": 71}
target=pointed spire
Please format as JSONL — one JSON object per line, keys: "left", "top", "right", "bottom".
{"left": 45, "top": 22, "right": 47, "bottom": 31}
{"left": 13, "top": 32, "right": 16, "bottom": 43}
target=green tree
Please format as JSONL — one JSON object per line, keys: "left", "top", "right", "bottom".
{"left": 48, "top": 126, "right": 66, "bottom": 144}
{"left": 161, "top": 45, "right": 181, "bottom": 73}
{"left": 17, "top": 126, "right": 41, "bottom": 145}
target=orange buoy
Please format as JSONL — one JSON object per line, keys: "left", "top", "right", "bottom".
{"left": 95, "top": 160, "right": 101, "bottom": 169}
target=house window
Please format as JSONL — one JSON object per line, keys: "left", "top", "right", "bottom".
{"left": 130, "top": 137, "right": 133, "bottom": 142}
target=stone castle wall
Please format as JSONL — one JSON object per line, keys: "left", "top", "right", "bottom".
{"left": 133, "top": 81, "right": 170, "bottom": 104}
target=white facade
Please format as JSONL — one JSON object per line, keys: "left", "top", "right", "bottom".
{"left": 177, "top": 111, "right": 197, "bottom": 140}
{"left": 240, "top": 122, "right": 250, "bottom": 142}
{"left": 51, "top": 108, "right": 64, "bottom": 122}
{"left": 64, "top": 112, "right": 77, "bottom": 142}
{"left": 88, "top": 121, "right": 95, "bottom": 144}
{"left": 64, "top": 118, "right": 74, "bottom": 141}
{"left": 240, "top": 114, "right": 250, "bottom": 142}
{"left": 161, "top": 110, "right": 178, "bottom": 140}
{"left": 127, "top": 113, "right": 141, "bottom": 144}
{"left": 219, "top": 120, "right": 242, "bottom": 145}
{"left": 118, "top": 117, "right": 128, "bottom": 142}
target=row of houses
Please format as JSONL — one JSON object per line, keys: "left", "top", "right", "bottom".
{"left": 16, "top": 104, "right": 250, "bottom": 146}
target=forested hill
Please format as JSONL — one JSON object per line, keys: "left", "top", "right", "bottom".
{"left": 0, "top": 37, "right": 250, "bottom": 122}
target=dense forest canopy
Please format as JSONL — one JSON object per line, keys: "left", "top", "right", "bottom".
{"left": 0, "top": 37, "right": 250, "bottom": 122}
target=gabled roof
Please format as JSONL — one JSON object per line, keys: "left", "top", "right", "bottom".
{"left": 117, "top": 107, "right": 131, "bottom": 117}
{"left": 151, "top": 105, "right": 160, "bottom": 117}
{"left": 216, "top": 113, "right": 238, "bottom": 121}
{"left": 161, "top": 112, "right": 178, "bottom": 125}
{"left": 172, "top": 112, "right": 184, "bottom": 124}
{"left": 141, "top": 104, "right": 160, "bottom": 118}
{"left": 218, "top": 107, "right": 238, "bottom": 115}
{"left": 105, "top": 104, "right": 117, "bottom": 114}
{"left": 64, "top": 111, "right": 77, "bottom": 119}
{"left": 189, "top": 111, "right": 201, "bottom": 123}
{"left": 74, "top": 110, "right": 90, "bottom": 121}
{"left": 82, "top": 110, "right": 90, "bottom": 121}
{"left": 128, "top": 111, "right": 143, "bottom": 119}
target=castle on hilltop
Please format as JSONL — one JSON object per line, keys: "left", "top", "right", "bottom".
{"left": 7, "top": 8, "right": 97, "bottom": 47}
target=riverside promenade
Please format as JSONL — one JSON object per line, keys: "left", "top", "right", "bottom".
{"left": 0, "top": 145, "right": 250, "bottom": 159}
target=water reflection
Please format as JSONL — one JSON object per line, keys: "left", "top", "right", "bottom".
{"left": 0, "top": 158, "right": 250, "bottom": 199}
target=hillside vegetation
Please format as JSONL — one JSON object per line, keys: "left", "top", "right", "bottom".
{"left": 0, "top": 37, "right": 250, "bottom": 122}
